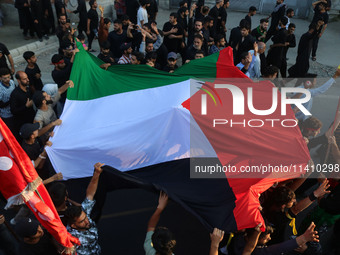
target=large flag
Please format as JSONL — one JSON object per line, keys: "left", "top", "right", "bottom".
{"left": 0, "top": 118, "right": 80, "bottom": 251}
{"left": 47, "top": 46, "right": 310, "bottom": 232}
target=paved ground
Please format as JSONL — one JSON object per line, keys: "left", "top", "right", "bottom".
{"left": 1, "top": 6, "right": 340, "bottom": 255}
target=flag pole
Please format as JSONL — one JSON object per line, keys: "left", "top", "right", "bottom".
{"left": 323, "top": 97, "right": 340, "bottom": 164}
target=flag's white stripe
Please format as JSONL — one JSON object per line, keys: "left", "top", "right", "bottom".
{"left": 47, "top": 80, "right": 217, "bottom": 179}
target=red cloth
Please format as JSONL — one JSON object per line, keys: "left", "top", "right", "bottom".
{"left": 0, "top": 118, "right": 80, "bottom": 248}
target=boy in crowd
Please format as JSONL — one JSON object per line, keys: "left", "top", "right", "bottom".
{"left": 23, "top": 51, "right": 43, "bottom": 92}
{"left": 244, "top": 6, "right": 257, "bottom": 30}
{"left": 163, "top": 52, "right": 178, "bottom": 73}
{"left": 0, "top": 68, "right": 16, "bottom": 132}
{"left": 118, "top": 42, "right": 133, "bottom": 64}
{"left": 98, "top": 41, "right": 116, "bottom": 69}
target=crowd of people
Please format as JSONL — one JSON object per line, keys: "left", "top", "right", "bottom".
{"left": 1, "top": 0, "right": 340, "bottom": 254}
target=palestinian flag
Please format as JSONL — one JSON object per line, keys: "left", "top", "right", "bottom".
{"left": 47, "top": 45, "right": 310, "bottom": 232}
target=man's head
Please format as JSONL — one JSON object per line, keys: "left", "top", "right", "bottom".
{"left": 214, "top": 34, "right": 226, "bottom": 48}
{"left": 152, "top": 227, "right": 176, "bottom": 255}
{"left": 145, "top": 51, "right": 157, "bottom": 64}
{"left": 240, "top": 51, "right": 252, "bottom": 65}
{"left": 104, "top": 18, "right": 111, "bottom": 30}
{"left": 113, "top": 19, "right": 123, "bottom": 32}
{"left": 51, "top": 54, "right": 66, "bottom": 70}
{"left": 301, "top": 116, "right": 323, "bottom": 137}
{"left": 59, "top": 14, "right": 67, "bottom": 25}
{"left": 276, "top": 0, "right": 284, "bottom": 4}
{"left": 65, "top": 205, "right": 91, "bottom": 231}
{"left": 15, "top": 71, "right": 29, "bottom": 87}
{"left": 140, "top": 0, "right": 150, "bottom": 7}
{"left": 33, "top": 91, "right": 53, "bottom": 109}
{"left": 48, "top": 182, "right": 68, "bottom": 208}
{"left": 223, "top": 0, "right": 230, "bottom": 8}
{"left": 215, "top": 0, "right": 223, "bottom": 8}
{"left": 263, "top": 65, "right": 279, "bottom": 80}
{"left": 288, "top": 23, "right": 296, "bottom": 34}
{"left": 286, "top": 8, "right": 294, "bottom": 18}
{"left": 131, "top": 52, "right": 144, "bottom": 65}
{"left": 121, "top": 14, "right": 130, "bottom": 26}
{"left": 178, "top": 7, "right": 189, "bottom": 17}
{"left": 268, "top": 186, "right": 296, "bottom": 210}
{"left": 89, "top": 0, "right": 97, "bottom": 8}
{"left": 257, "top": 225, "right": 274, "bottom": 245}
{"left": 15, "top": 218, "right": 44, "bottom": 244}
{"left": 193, "top": 34, "right": 203, "bottom": 50}
{"left": 23, "top": 51, "right": 37, "bottom": 64}
{"left": 169, "top": 13, "right": 178, "bottom": 25}
{"left": 279, "top": 16, "right": 288, "bottom": 28}
{"left": 203, "top": 16, "right": 213, "bottom": 28}
{"left": 201, "top": 6, "right": 210, "bottom": 16}
{"left": 260, "top": 18, "right": 269, "bottom": 31}
{"left": 77, "top": 33, "right": 86, "bottom": 43}
{"left": 258, "top": 42, "right": 266, "bottom": 54}
{"left": 100, "top": 41, "right": 111, "bottom": 55}
{"left": 194, "top": 19, "right": 203, "bottom": 32}
{"left": 240, "top": 20, "right": 250, "bottom": 37}
{"left": 167, "top": 52, "right": 177, "bottom": 68}
{"left": 145, "top": 39, "right": 154, "bottom": 53}
{"left": 319, "top": 2, "right": 327, "bottom": 12}
{"left": 179, "top": 0, "right": 187, "bottom": 8}
{"left": 249, "top": 6, "right": 257, "bottom": 16}
{"left": 194, "top": 50, "right": 205, "bottom": 59}
{"left": 120, "top": 42, "right": 133, "bottom": 56}
{"left": 19, "top": 122, "right": 40, "bottom": 141}
{"left": 303, "top": 73, "right": 317, "bottom": 89}
{"left": 0, "top": 68, "right": 11, "bottom": 86}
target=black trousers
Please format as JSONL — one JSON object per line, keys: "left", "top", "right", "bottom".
{"left": 87, "top": 30, "right": 95, "bottom": 49}
{"left": 312, "top": 36, "right": 320, "bottom": 58}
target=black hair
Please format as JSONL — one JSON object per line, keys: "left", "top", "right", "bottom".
{"left": 104, "top": 18, "right": 111, "bottom": 24}
{"left": 51, "top": 54, "right": 64, "bottom": 64}
{"left": 203, "top": 16, "right": 213, "bottom": 25}
{"left": 100, "top": 40, "right": 111, "bottom": 50}
{"left": 152, "top": 227, "right": 176, "bottom": 255}
{"left": 194, "top": 18, "right": 203, "bottom": 24}
{"left": 77, "top": 33, "right": 86, "bottom": 41}
{"left": 48, "top": 182, "right": 67, "bottom": 208}
{"left": 280, "top": 16, "right": 289, "bottom": 26}
{"left": 113, "top": 19, "right": 122, "bottom": 25}
{"left": 0, "top": 67, "right": 10, "bottom": 77}
{"left": 131, "top": 51, "right": 144, "bottom": 63}
{"left": 301, "top": 116, "right": 323, "bottom": 131}
{"left": 195, "top": 50, "right": 205, "bottom": 56}
{"left": 260, "top": 18, "right": 269, "bottom": 23}
{"left": 89, "top": 0, "right": 96, "bottom": 7}
{"left": 249, "top": 6, "right": 257, "bottom": 12}
{"left": 121, "top": 14, "right": 130, "bottom": 21}
{"left": 263, "top": 65, "right": 279, "bottom": 77}
{"left": 179, "top": 0, "right": 187, "bottom": 7}
{"left": 65, "top": 205, "right": 83, "bottom": 225}
{"left": 202, "top": 6, "right": 210, "bottom": 14}
{"left": 239, "top": 19, "right": 250, "bottom": 30}
{"left": 32, "top": 91, "right": 45, "bottom": 109}
{"left": 288, "top": 23, "right": 296, "bottom": 29}
{"left": 145, "top": 51, "right": 158, "bottom": 61}
{"left": 193, "top": 34, "right": 203, "bottom": 41}
{"left": 170, "top": 12, "right": 178, "bottom": 19}
{"left": 240, "top": 51, "right": 249, "bottom": 60}
{"left": 214, "top": 34, "right": 225, "bottom": 45}
{"left": 266, "top": 186, "right": 295, "bottom": 207}
{"left": 286, "top": 8, "right": 294, "bottom": 15}
{"left": 15, "top": 72, "right": 21, "bottom": 80}
{"left": 178, "top": 7, "right": 188, "bottom": 14}
{"left": 23, "top": 51, "right": 35, "bottom": 61}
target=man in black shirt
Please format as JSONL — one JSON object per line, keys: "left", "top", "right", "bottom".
{"left": 147, "top": 0, "right": 158, "bottom": 21}
{"left": 98, "top": 41, "right": 115, "bottom": 70}
{"left": 208, "top": 0, "right": 223, "bottom": 38}
{"left": 281, "top": 23, "right": 296, "bottom": 78}
{"left": 311, "top": 1, "right": 329, "bottom": 61}
{"left": 69, "top": 0, "right": 88, "bottom": 35}
{"left": 251, "top": 18, "right": 269, "bottom": 43}
{"left": 0, "top": 42, "right": 15, "bottom": 75}
{"left": 265, "top": 0, "right": 286, "bottom": 42}
{"left": 30, "top": 0, "right": 44, "bottom": 41}
{"left": 218, "top": 0, "right": 229, "bottom": 37}
{"left": 163, "top": 13, "right": 184, "bottom": 53}
{"left": 244, "top": 6, "right": 257, "bottom": 30}
{"left": 87, "top": 0, "right": 99, "bottom": 52}
{"left": 10, "top": 71, "right": 35, "bottom": 141}
{"left": 234, "top": 21, "right": 255, "bottom": 65}
{"left": 51, "top": 49, "right": 78, "bottom": 105}
{"left": 23, "top": 51, "right": 43, "bottom": 92}
{"left": 108, "top": 19, "right": 130, "bottom": 59}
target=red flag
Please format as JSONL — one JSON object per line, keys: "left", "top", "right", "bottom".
{"left": 0, "top": 118, "right": 80, "bottom": 250}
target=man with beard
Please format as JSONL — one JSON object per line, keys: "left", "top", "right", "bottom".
{"left": 65, "top": 163, "right": 104, "bottom": 255}
{"left": 10, "top": 71, "right": 35, "bottom": 142}
{"left": 280, "top": 23, "right": 296, "bottom": 78}
{"left": 163, "top": 13, "right": 184, "bottom": 54}
{"left": 265, "top": 0, "right": 286, "bottom": 42}
{"left": 208, "top": 0, "right": 224, "bottom": 38}
{"left": 108, "top": 19, "right": 132, "bottom": 59}
{"left": 251, "top": 18, "right": 268, "bottom": 42}
{"left": 32, "top": 79, "right": 72, "bottom": 141}
{"left": 186, "top": 34, "right": 205, "bottom": 60}
{"left": 188, "top": 3, "right": 203, "bottom": 46}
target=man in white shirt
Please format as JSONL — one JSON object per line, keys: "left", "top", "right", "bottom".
{"left": 137, "top": 0, "right": 150, "bottom": 27}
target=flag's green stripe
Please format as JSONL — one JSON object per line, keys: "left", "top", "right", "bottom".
{"left": 67, "top": 43, "right": 220, "bottom": 101}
